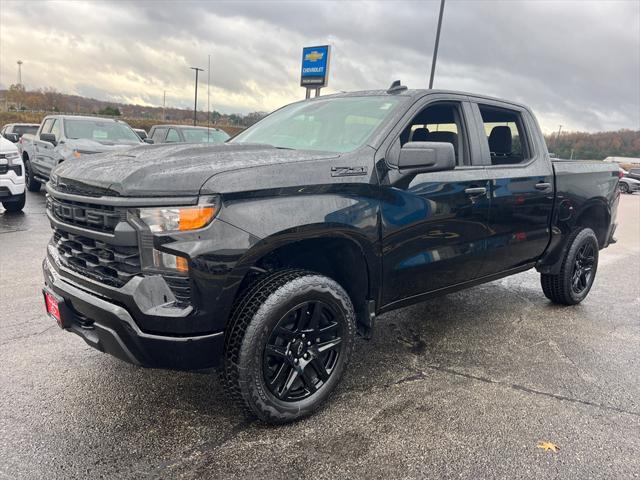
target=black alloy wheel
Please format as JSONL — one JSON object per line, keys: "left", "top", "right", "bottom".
{"left": 570, "top": 242, "right": 596, "bottom": 295}
{"left": 540, "top": 227, "right": 599, "bottom": 305}
{"left": 263, "top": 301, "right": 343, "bottom": 402}
{"left": 222, "top": 269, "right": 356, "bottom": 423}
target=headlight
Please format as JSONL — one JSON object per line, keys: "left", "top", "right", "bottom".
{"left": 132, "top": 198, "right": 221, "bottom": 275}
{"left": 1, "top": 151, "right": 22, "bottom": 175}
{"left": 4, "top": 151, "right": 20, "bottom": 164}
{"left": 136, "top": 203, "right": 219, "bottom": 233}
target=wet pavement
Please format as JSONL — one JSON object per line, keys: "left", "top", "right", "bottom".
{"left": 1, "top": 191, "right": 639, "bottom": 479}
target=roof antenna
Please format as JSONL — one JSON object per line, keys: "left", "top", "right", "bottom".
{"left": 387, "top": 80, "right": 407, "bottom": 94}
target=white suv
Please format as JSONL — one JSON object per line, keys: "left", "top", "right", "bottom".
{"left": 0, "top": 136, "right": 26, "bottom": 212}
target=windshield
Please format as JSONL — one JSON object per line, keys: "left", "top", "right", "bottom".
{"left": 64, "top": 120, "right": 141, "bottom": 144}
{"left": 182, "top": 128, "right": 230, "bottom": 143}
{"left": 230, "top": 96, "right": 403, "bottom": 153}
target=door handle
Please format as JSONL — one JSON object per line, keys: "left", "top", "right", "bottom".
{"left": 535, "top": 182, "right": 552, "bottom": 191}
{"left": 465, "top": 187, "right": 487, "bottom": 195}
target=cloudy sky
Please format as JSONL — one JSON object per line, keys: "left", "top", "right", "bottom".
{"left": 1, "top": 0, "right": 639, "bottom": 132}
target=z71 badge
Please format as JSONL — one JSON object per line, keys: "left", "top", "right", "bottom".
{"left": 331, "top": 166, "right": 368, "bottom": 177}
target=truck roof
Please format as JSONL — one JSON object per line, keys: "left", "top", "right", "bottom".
{"left": 42, "top": 115, "right": 124, "bottom": 122}
{"left": 311, "top": 88, "right": 530, "bottom": 110}
{"left": 151, "top": 125, "right": 223, "bottom": 130}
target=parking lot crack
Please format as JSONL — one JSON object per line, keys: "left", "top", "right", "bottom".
{"left": 423, "top": 364, "right": 640, "bottom": 418}
{"left": 0, "top": 325, "right": 57, "bottom": 346}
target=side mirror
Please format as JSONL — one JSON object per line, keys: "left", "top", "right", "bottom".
{"left": 4, "top": 133, "right": 19, "bottom": 143}
{"left": 398, "top": 141, "right": 455, "bottom": 173}
{"left": 40, "top": 133, "right": 57, "bottom": 146}
{"left": 143, "top": 138, "right": 154, "bottom": 144}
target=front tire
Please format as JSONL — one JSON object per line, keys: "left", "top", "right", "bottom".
{"left": 618, "top": 182, "right": 629, "bottom": 194}
{"left": 24, "top": 159, "right": 41, "bottom": 192}
{"left": 2, "top": 192, "right": 26, "bottom": 213}
{"left": 541, "top": 228, "right": 599, "bottom": 305}
{"left": 222, "top": 269, "right": 356, "bottom": 424}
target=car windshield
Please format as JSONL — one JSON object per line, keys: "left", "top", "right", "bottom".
{"left": 14, "top": 125, "right": 38, "bottom": 135}
{"left": 230, "top": 96, "right": 403, "bottom": 153}
{"left": 182, "top": 128, "right": 230, "bottom": 143}
{"left": 64, "top": 119, "right": 141, "bottom": 144}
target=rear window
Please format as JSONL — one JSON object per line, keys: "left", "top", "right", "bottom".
{"left": 182, "top": 128, "right": 230, "bottom": 143}
{"left": 13, "top": 125, "right": 38, "bottom": 135}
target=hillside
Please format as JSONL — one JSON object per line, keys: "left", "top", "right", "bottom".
{"left": 0, "top": 86, "right": 266, "bottom": 127}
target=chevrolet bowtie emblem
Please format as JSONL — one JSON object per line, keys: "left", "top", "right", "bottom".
{"left": 304, "top": 51, "right": 324, "bottom": 62}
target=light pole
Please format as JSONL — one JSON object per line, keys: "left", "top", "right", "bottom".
{"left": 17, "top": 60, "right": 23, "bottom": 85}
{"left": 163, "top": 90, "right": 167, "bottom": 121}
{"left": 429, "top": 0, "right": 445, "bottom": 89}
{"left": 190, "top": 66, "right": 204, "bottom": 126}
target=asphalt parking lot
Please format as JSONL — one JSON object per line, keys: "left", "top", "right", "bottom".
{"left": 0, "top": 191, "right": 638, "bottom": 479}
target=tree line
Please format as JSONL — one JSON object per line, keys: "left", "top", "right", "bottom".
{"left": 1, "top": 84, "right": 267, "bottom": 127}
{"left": 544, "top": 129, "right": 640, "bottom": 160}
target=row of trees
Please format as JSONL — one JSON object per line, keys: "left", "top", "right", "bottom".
{"left": 545, "top": 130, "right": 640, "bottom": 160}
{"left": 1, "top": 85, "right": 266, "bottom": 127}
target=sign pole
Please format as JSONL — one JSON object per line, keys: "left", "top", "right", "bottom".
{"left": 305, "top": 89, "right": 311, "bottom": 100}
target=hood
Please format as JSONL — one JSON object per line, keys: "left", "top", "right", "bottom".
{"left": 51, "top": 143, "right": 338, "bottom": 197}
{"left": 0, "top": 136, "right": 18, "bottom": 154}
{"left": 64, "top": 137, "right": 142, "bottom": 153}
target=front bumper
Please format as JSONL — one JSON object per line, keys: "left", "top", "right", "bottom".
{"left": 43, "top": 256, "right": 224, "bottom": 370}
{"left": 0, "top": 173, "right": 26, "bottom": 197}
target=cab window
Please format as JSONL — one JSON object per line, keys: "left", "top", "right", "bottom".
{"left": 166, "top": 128, "right": 180, "bottom": 143}
{"left": 478, "top": 105, "right": 531, "bottom": 165}
{"left": 151, "top": 127, "right": 167, "bottom": 143}
{"left": 398, "top": 102, "right": 468, "bottom": 166}
{"left": 50, "top": 120, "right": 61, "bottom": 141}
{"left": 40, "top": 119, "right": 54, "bottom": 135}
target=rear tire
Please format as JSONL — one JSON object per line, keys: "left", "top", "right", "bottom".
{"left": 24, "top": 159, "right": 41, "bottom": 192}
{"left": 2, "top": 192, "right": 26, "bottom": 213}
{"left": 618, "top": 182, "right": 629, "bottom": 194}
{"left": 222, "top": 269, "right": 356, "bottom": 424}
{"left": 541, "top": 228, "right": 599, "bottom": 305}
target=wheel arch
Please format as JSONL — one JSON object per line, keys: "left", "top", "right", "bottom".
{"left": 224, "top": 224, "right": 379, "bottom": 336}
{"left": 537, "top": 197, "right": 610, "bottom": 274}
{"left": 573, "top": 199, "right": 610, "bottom": 248}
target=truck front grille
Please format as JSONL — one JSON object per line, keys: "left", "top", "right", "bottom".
{"left": 51, "top": 228, "right": 192, "bottom": 304}
{"left": 47, "top": 196, "right": 123, "bottom": 233}
{"left": 52, "top": 228, "right": 141, "bottom": 286}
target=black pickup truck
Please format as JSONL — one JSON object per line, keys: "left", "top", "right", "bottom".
{"left": 42, "top": 85, "right": 620, "bottom": 423}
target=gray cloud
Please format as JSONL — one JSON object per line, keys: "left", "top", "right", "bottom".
{"left": 1, "top": 0, "right": 638, "bottom": 131}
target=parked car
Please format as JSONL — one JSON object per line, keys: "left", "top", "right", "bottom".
{"left": 133, "top": 128, "right": 148, "bottom": 141}
{"left": 619, "top": 175, "right": 640, "bottom": 194}
{"left": 0, "top": 135, "right": 25, "bottom": 212}
{"left": 21, "top": 115, "right": 143, "bottom": 192}
{"left": 42, "top": 85, "right": 620, "bottom": 424}
{"left": 148, "top": 125, "right": 230, "bottom": 144}
{"left": 1, "top": 123, "right": 40, "bottom": 142}
{"left": 625, "top": 168, "right": 640, "bottom": 181}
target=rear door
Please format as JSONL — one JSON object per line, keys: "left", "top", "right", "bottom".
{"left": 469, "top": 100, "right": 554, "bottom": 276}
{"left": 379, "top": 95, "right": 495, "bottom": 306}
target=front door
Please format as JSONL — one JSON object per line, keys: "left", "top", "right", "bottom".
{"left": 379, "top": 99, "right": 494, "bottom": 306}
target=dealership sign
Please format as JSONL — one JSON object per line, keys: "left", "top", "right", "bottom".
{"left": 300, "top": 45, "right": 331, "bottom": 88}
